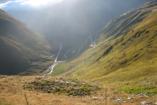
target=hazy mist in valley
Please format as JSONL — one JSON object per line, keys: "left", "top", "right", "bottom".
{"left": 1, "top": 0, "right": 147, "bottom": 59}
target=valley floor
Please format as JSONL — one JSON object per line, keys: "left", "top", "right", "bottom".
{"left": 0, "top": 75, "right": 156, "bottom": 105}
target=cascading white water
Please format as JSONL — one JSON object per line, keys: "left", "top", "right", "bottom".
{"left": 47, "top": 44, "right": 63, "bottom": 75}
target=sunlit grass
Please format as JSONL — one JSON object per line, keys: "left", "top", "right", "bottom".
{"left": 0, "top": 100, "right": 11, "bottom": 105}
{"left": 119, "top": 86, "right": 157, "bottom": 96}
{"left": 52, "top": 10, "right": 157, "bottom": 92}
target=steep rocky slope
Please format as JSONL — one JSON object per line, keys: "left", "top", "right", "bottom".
{"left": 54, "top": 1, "right": 157, "bottom": 87}
{"left": 0, "top": 9, "right": 51, "bottom": 75}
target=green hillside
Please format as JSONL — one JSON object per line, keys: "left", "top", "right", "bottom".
{"left": 53, "top": 1, "right": 157, "bottom": 89}
{"left": 0, "top": 9, "right": 52, "bottom": 74}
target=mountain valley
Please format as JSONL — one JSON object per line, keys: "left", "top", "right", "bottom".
{"left": 0, "top": 1, "right": 157, "bottom": 105}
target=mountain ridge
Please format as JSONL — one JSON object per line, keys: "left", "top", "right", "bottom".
{"left": 0, "top": 9, "right": 52, "bottom": 75}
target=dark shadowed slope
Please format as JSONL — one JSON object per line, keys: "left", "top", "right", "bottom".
{"left": 0, "top": 9, "right": 51, "bottom": 75}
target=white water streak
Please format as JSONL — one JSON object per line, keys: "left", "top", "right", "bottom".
{"left": 47, "top": 44, "right": 63, "bottom": 75}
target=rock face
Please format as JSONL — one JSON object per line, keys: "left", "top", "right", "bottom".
{"left": 0, "top": 10, "right": 51, "bottom": 75}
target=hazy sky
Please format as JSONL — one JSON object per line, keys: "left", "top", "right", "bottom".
{"left": 0, "top": 0, "right": 64, "bottom": 8}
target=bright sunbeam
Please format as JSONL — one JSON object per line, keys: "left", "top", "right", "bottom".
{"left": 22, "top": 0, "right": 64, "bottom": 7}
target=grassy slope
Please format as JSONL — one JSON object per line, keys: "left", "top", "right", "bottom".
{"left": 0, "top": 9, "right": 52, "bottom": 74}
{"left": 53, "top": 2, "right": 157, "bottom": 89}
